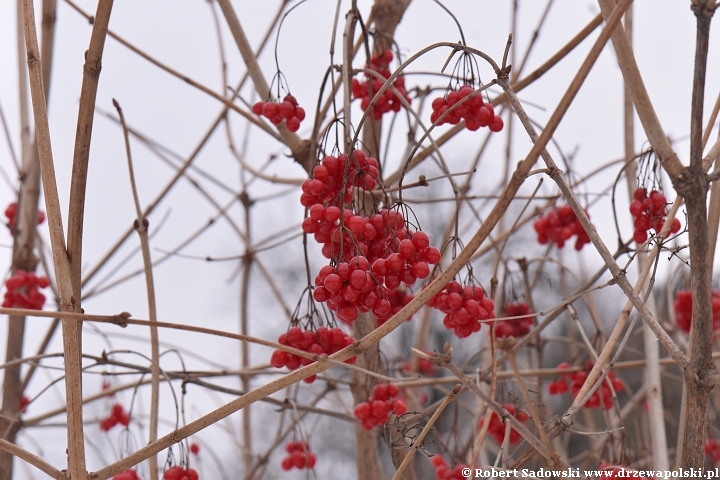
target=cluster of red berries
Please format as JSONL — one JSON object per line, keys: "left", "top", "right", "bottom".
{"left": 280, "top": 441, "right": 317, "bottom": 470}
{"left": 163, "top": 466, "right": 198, "bottom": 480}
{"left": 403, "top": 352, "right": 436, "bottom": 376}
{"left": 430, "top": 85, "right": 503, "bottom": 132}
{"left": 4, "top": 202, "right": 45, "bottom": 233}
{"left": 300, "top": 151, "right": 379, "bottom": 213}
{"left": 304, "top": 207, "right": 410, "bottom": 263}
{"left": 379, "top": 287, "right": 414, "bottom": 327}
{"left": 352, "top": 49, "right": 411, "bottom": 120}
{"left": 313, "top": 258, "right": 388, "bottom": 323}
{"left": 706, "top": 439, "right": 720, "bottom": 463}
{"left": 113, "top": 469, "right": 141, "bottom": 480}
{"left": 371, "top": 231, "right": 441, "bottom": 290}
{"left": 629, "top": 188, "right": 680, "bottom": 243}
{"left": 252, "top": 94, "right": 305, "bottom": 132}
{"left": 2, "top": 270, "right": 50, "bottom": 309}
{"left": 270, "top": 326, "right": 356, "bottom": 382}
{"left": 673, "top": 289, "right": 720, "bottom": 334}
{"left": 533, "top": 205, "right": 591, "bottom": 250}
{"left": 478, "top": 404, "right": 529, "bottom": 445}
{"left": 100, "top": 403, "right": 130, "bottom": 431}
{"left": 495, "top": 301, "right": 533, "bottom": 339}
{"left": 426, "top": 280, "right": 495, "bottom": 338}
{"left": 353, "top": 383, "right": 407, "bottom": 430}
{"left": 430, "top": 456, "right": 469, "bottom": 480}
{"left": 548, "top": 362, "right": 623, "bottom": 410}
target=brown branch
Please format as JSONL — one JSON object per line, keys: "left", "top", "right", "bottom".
{"left": 680, "top": 0, "right": 716, "bottom": 468}
{"left": 20, "top": 0, "right": 87, "bottom": 477}
{"left": 114, "top": 99, "right": 161, "bottom": 480}
{"left": 65, "top": 0, "right": 115, "bottom": 309}
{"left": 0, "top": 438, "right": 62, "bottom": 479}
{"left": 597, "top": 0, "right": 684, "bottom": 180}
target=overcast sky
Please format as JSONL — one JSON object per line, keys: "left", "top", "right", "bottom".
{"left": 0, "top": 0, "right": 719, "bottom": 477}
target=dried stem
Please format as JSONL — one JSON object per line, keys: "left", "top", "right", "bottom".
{"left": 114, "top": 99, "right": 160, "bottom": 480}
{"left": 390, "top": 385, "right": 460, "bottom": 480}
{"left": 680, "top": 0, "right": 715, "bottom": 468}
{"left": 20, "top": 0, "right": 87, "bottom": 477}
{"left": 0, "top": 438, "right": 62, "bottom": 479}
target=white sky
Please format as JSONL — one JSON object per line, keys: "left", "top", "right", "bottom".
{"left": 0, "top": 0, "right": 718, "bottom": 477}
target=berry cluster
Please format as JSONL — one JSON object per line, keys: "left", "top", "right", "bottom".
{"left": 163, "top": 466, "right": 198, "bottom": 480}
{"left": 351, "top": 49, "right": 411, "bottom": 120}
{"left": 547, "top": 363, "right": 570, "bottom": 395}
{"left": 353, "top": 383, "right": 407, "bottom": 430}
{"left": 4, "top": 202, "right": 45, "bottom": 233}
{"left": 313, "top": 258, "right": 387, "bottom": 323}
{"left": 533, "top": 205, "right": 591, "bottom": 250}
{"left": 426, "top": 280, "right": 495, "bottom": 338}
{"left": 280, "top": 441, "right": 317, "bottom": 470}
{"left": 478, "top": 404, "right": 529, "bottom": 445}
{"left": 2, "top": 270, "right": 50, "bottom": 309}
{"left": 495, "top": 301, "right": 533, "bottom": 339}
{"left": 252, "top": 94, "right": 305, "bottom": 132}
{"left": 548, "top": 361, "right": 623, "bottom": 410}
{"left": 430, "top": 456, "right": 469, "bottom": 480}
{"left": 403, "top": 352, "right": 436, "bottom": 376}
{"left": 371, "top": 231, "right": 441, "bottom": 290}
{"left": 100, "top": 403, "right": 130, "bottom": 431}
{"left": 300, "top": 151, "right": 379, "bottom": 213}
{"left": 379, "top": 287, "right": 414, "bottom": 327}
{"left": 430, "top": 85, "right": 503, "bottom": 132}
{"left": 270, "top": 326, "right": 357, "bottom": 383}
{"left": 629, "top": 188, "right": 680, "bottom": 243}
{"left": 113, "top": 470, "right": 141, "bottom": 480}
{"left": 673, "top": 289, "right": 720, "bottom": 333}
{"left": 706, "top": 439, "right": 720, "bottom": 464}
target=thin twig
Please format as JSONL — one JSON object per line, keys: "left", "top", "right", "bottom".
{"left": 390, "top": 384, "right": 461, "bottom": 480}
{"left": 114, "top": 99, "right": 161, "bottom": 480}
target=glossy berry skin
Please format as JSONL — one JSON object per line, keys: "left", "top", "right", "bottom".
{"left": 429, "top": 85, "right": 503, "bottom": 134}
{"left": 99, "top": 403, "right": 130, "bottom": 432}
{"left": 300, "top": 151, "right": 379, "bottom": 214}
{"left": 426, "top": 280, "right": 494, "bottom": 338}
{"left": 353, "top": 383, "right": 406, "bottom": 430}
{"left": 495, "top": 302, "right": 533, "bottom": 339}
{"left": 674, "top": 289, "right": 720, "bottom": 333}
{"left": 270, "top": 327, "right": 356, "bottom": 382}
{"left": 253, "top": 94, "right": 305, "bottom": 132}
{"left": 2, "top": 270, "right": 50, "bottom": 309}
{"left": 533, "top": 205, "right": 592, "bottom": 250}
{"left": 163, "top": 467, "right": 198, "bottom": 480}
{"left": 430, "top": 456, "right": 470, "bottom": 480}
{"left": 352, "top": 49, "right": 411, "bottom": 120}
{"left": 548, "top": 361, "right": 623, "bottom": 410}
{"left": 4, "top": 202, "right": 45, "bottom": 233}
{"left": 706, "top": 438, "right": 720, "bottom": 463}
{"left": 113, "top": 469, "right": 141, "bottom": 480}
{"left": 478, "top": 404, "right": 529, "bottom": 445}
{"left": 281, "top": 441, "right": 317, "bottom": 470}
{"left": 628, "top": 187, "right": 680, "bottom": 244}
